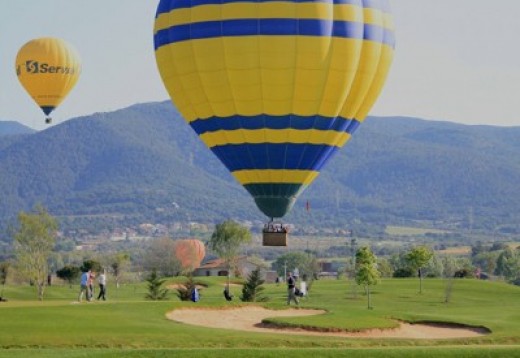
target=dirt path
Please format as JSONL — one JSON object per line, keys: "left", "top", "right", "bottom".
{"left": 166, "top": 306, "right": 488, "bottom": 339}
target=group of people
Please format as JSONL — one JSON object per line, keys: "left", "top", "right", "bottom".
{"left": 78, "top": 269, "right": 301, "bottom": 305}
{"left": 78, "top": 269, "right": 107, "bottom": 302}
{"left": 263, "top": 223, "right": 288, "bottom": 233}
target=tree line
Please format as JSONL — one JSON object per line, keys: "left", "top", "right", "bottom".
{"left": 2, "top": 205, "right": 519, "bottom": 305}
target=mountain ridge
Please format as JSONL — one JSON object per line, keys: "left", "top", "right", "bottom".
{"left": 1, "top": 101, "right": 519, "bottom": 235}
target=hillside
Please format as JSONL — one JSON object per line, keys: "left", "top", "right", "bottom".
{"left": 0, "top": 121, "right": 35, "bottom": 151}
{"left": 0, "top": 102, "right": 253, "bottom": 230}
{"left": 1, "top": 102, "right": 519, "bottom": 234}
{"left": 0, "top": 121, "right": 35, "bottom": 137}
{"left": 303, "top": 117, "right": 520, "bottom": 233}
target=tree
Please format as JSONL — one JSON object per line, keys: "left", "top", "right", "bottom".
{"left": 494, "top": 248, "right": 520, "bottom": 280}
{"left": 13, "top": 205, "right": 58, "bottom": 301}
{"left": 355, "top": 246, "right": 380, "bottom": 309}
{"left": 247, "top": 255, "right": 269, "bottom": 271}
{"left": 47, "top": 252, "right": 64, "bottom": 275}
{"left": 452, "top": 257, "right": 476, "bottom": 278}
{"left": 241, "top": 268, "right": 268, "bottom": 302}
{"left": 389, "top": 252, "right": 414, "bottom": 277}
{"left": 143, "top": 238, "right": 179, "bottom": 277}
{"left": 392, "top": 267, "right": 415, "bottom": 278}
{"left": 145, "top": 269, "right": 168, "bottom": 300}
{"left": 0, "top": 261, "right": 10, "bottom": 300}
{"left": 56, "top": 265, "right": 81, "bottom": 288}
{"left": 272, "top": 251, "right": 320, "bottom": 288}
{"left": 471, "top": 241, "right": 487, "bottom": 257}
{"left": 442, "top": 256, "right": 456, "bottom": 304}
{"left": 80, "top": 259, "right": 103, "bottom": 274}
{"left": 377, "top": 258, "right": 393, "bottom": 278}
{"left": 405, "top": 246, "right": 433, "bottom": 294}
{"left": 110, "top": 253, "right": 130, "bottom": 288}
{"left": 490, "top": 242, "right": 508, "bottom": 252}
{"left": 209, "top": 220, "right": 251, "bottom": 289}
{"left": 424, "top": 254, "right": 444, "bottom": 278}
{"left": 472, "top": 251, "right": 499, "bottom": 274}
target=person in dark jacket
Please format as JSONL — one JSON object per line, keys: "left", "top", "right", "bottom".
{"left": 286, "top": 272, "right": 299, "bottom": 305}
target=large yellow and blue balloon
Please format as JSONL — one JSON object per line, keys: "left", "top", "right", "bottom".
{"left": 15, "top": 37, "right": 81, "bottom": 123}
{"left": 154, "top": 0, "right": 395, "bottom": 218}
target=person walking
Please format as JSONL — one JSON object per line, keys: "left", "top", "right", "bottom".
{"left": 97, "top": 271, "right": 107, "bottom": 301}
{"left": 78, "top": 270, "right": 90, "bottom": 302}
{"left": 87, "top": 271, "right": 95, "bottom": 301}
{"left": 286, "top": 271, "right": 299, "bottom": 305}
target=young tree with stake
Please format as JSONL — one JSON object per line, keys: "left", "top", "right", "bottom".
{"left": 406, "top": 246, "right": 434, "bottom": 294}
{"left": 13, "top": 205, "right": 58, "bottom": 301}
{"left": 355, "top": 246, "right": 380, "bottom": 310}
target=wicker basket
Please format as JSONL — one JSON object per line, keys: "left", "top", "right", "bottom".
{"left": 262, "top": 232, "right": 288, "bottom": 246}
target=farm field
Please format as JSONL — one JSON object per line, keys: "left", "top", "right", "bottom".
{"left": 385, "top": 226, "right": 450, "bottom": 236}
{"left": 0, "top": 278, "right": 519, "bottom": 357}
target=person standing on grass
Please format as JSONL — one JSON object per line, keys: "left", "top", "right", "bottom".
{"left": 87, "top": 271, "right": 95, "bottom": 301}
{"left": 286, "top": 271, "right": 299, "bottom": 305}
{"left": 78, "top": 270, "right": 90, "bottom": 302}
{"left": 97, "top": 270, "right": 107, "bottom": 301}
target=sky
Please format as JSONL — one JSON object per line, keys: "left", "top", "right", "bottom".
{"left": 1, "top": 0, "right": 520, "bottom": 130}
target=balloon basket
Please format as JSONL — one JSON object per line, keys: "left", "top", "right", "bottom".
{"left": 262, "top": 232, "right": 287, "bottom": 246}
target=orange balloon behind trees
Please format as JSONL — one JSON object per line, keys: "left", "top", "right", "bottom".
{"left": 174, "top": 239, "right": 205, "bottom": 270}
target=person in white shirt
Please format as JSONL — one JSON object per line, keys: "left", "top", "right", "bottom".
{"left": 97, "top": 271, "right": 107, "bottom": 301}
{"left": 299, "top": 280, "right": 307, "bottom": 297}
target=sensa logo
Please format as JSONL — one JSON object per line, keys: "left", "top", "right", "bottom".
{"left": 22, "top": 60, "right": 77, "bottom": 75}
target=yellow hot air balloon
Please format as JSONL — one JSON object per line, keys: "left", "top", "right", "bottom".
{"left": 15, "top": 37, "right": 81, "bottom": 124}
{"left": 154, "top": 0, "right": 394, "bottom": 244}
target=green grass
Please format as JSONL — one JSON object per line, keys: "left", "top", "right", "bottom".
{"left": 1, "top": 347, "right": 520, "bottom": 358}
{"left": 385, "top": 226, "right": 449, "bottom": 236}
{"left": 0, "top": 277, "right": 519, "bottom": 356}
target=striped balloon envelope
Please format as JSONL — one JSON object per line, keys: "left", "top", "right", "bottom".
{"left": 154, "top": 0, "right": 395, "bottom": 219}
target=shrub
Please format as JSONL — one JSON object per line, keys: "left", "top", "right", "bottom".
{"left": 176, "top": 276, "right": 198, "bottom": 301}
{"left": 454, "top": 269, "right": 471, "bottom": 278}
{"left": 145, "top": 269, "right": 168, "bottom": 301}
{"left": 393, "top": 267, "right": 414, "bottom": 278}
{"left": 241, "top": 268, "right": 268, "bottom": 302}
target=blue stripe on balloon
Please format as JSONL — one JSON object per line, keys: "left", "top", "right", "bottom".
{"left": 211, "top": 143, "right": 339, "bottom": 171}
{"left": 155, "top": 0, "right": 389, "bottom": 16}
{"left": 40, "top": 106, "right": 55, "bottom": 116}
{"left": 190, "top": 115, "right": 361, "bottom": 136}
{"left": 154, "top": 20, "right": 394, "bottom": 49}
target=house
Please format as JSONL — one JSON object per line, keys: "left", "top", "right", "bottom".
{"left": 193, "top": 258, "right": 230, "bottom": 277}
{"left": 194, "top": 256, "right": 271, "bottom": 280}
{"left": 317, "top": 260, "right": 341, "bottom": 279}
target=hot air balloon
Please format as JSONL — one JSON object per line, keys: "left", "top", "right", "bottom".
{"left": 15, "top": 37, "right": 81, "bottom": 124}
{"left": 154, "top": 0, "right": 395, "bottom": 245}
{"left": 174, "top": 239, "right": 206, "bottom": 270}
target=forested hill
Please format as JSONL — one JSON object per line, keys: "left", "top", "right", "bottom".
{"left": 0, "top": 121, "right": 35, "bottom": 137}
{"left": 1, "top": 101, "right": 519, "bottom": 234}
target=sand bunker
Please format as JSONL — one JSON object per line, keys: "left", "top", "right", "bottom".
{"left": 166, "top": 306, "right": 488, "bottom": 339}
